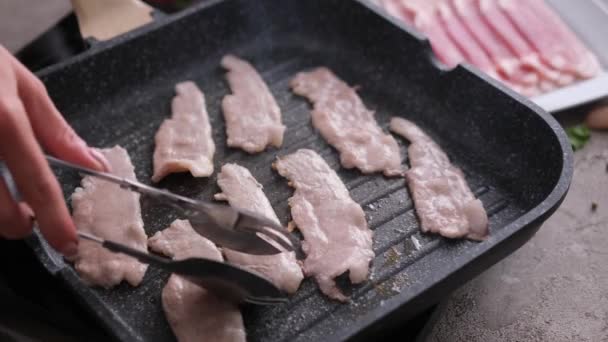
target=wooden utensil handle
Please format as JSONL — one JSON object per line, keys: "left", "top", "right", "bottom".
{"left": 70, "top": 0, "right": 154, "bottom": 41}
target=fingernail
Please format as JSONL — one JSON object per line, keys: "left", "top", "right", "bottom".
{"left": 88, "top": 148, "right": 111, "bottom": 172}
{"left": 61, "top": 241, "right": 79, "bottom": 258}
{"left": 20, "top": 203, "right": 34, "bottom": 218}
{"left": 18, "top": 202, "right": 36, "bottom": 224}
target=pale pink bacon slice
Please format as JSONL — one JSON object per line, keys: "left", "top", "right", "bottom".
{"left": 290, "top": 67, "right": 402, "bottom": 176}
{"left": 451, "top": 0, "right": 539, "bottom": 88}
{"left": 477, "top": 0, "right": 571, "bottom": 86}
{"left": 435, "top": 1, "right": 529, "bottom": 92}
{"left": 390, "top": 118, "right": 488, "bottom": 241}
{"left": 379, "top": 0, "right": 547, "bottom": 95}
{"left": 389, "top": 0, "right": 466, "bottom": 68}
{"left": 396, "top": 0, "right": 522, "bottom": 91}
{"left": 148, "top": 220, "right": 246, "bottom": 342}
{"left": 273, "top": 149, "right": 374, "bottom": 302}
{"left": 152, "top": 81, "right": 215, "bottom": 182}
{"left": 215, "top": 163, "right": 304, "bottom": 294}
{"left": 70, "top": 146, "right": 148, "bottom": 288}
{"left": 220, "top": 54, "right": 285, "bottom": 154}
{"left": 498, "top": 0, "right": 600, "bottom": 79}
{"left": 413, "top": 7, "right": 466, "bottom": 68}
{"left": 379, "top": 0, "right": 411, "bottom": 21}
{"left": 437, "top": 1, "right": 496, "bottom": 76}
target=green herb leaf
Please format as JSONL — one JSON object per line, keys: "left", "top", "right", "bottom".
{"left": 566, "top": 124, "right": 591, "bottom": 151}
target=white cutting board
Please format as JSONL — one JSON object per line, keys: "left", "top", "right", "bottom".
{"left": 532, "top": 0, "right": 608, "bottom": 112}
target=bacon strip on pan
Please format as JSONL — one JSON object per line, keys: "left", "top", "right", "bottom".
{"left": 221, "top": 55, "right": 285, "bottom": 154}
{"left": 152, "top": 81, "right": 215, "bottom": 182}
{"left": 390, "top": 118, "right": 488, "bottom": 241}
{"left": 149, "top": 220, "right": 246, "bottom": 342}
{"left": 70, "top": 146, "right": 148, "bottom": 288}
{"left": 215, "top": 163, "right": 304, "bottom": 294}
{"left": 273, "top": 149, "right": 374, "bottom": 302}
{"left": 290, "top": 68, "right": 402, "bottom": 176}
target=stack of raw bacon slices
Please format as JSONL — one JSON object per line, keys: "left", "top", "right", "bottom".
{"left": 375, "top": 0, "right": 601, "bottom": 97}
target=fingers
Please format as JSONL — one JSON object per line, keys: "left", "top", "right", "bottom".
{"left": 0, "top": 75, "right": 77, "bottom": 255}
{"left": 0, "top": 179, "right": 33, "bottom": 239}
{"left": 4, "top": 47, "right": 110, "bottom": 172}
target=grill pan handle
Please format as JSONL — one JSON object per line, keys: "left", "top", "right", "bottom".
{"left": 70, "top": 0, "right": 154, "bottom": 41}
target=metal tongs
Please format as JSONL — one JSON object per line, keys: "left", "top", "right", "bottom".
{"left": 46, "top": 155, "right": 299, "bottom": 256}
{"left": 77, "top": 232, "right": 286, "bottom": 305}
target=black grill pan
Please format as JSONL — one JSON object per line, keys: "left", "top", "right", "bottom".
{"left": 28, "top": 1, "right": 573, "bottom": 341}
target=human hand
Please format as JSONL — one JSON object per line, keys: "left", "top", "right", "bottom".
{"left": 0, "top": 45, "right": 109, "bottom": 256}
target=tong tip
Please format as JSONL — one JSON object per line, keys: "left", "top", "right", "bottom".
{"left": 77, "top": 231, "right": 104, "bottom": 244}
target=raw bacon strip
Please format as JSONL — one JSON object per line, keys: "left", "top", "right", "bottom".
{"left": 477, "top": 0, "right": 571, "bottom": 86}
{"left": 414, "top": 9, "right": 466, "bottom": 67}
{"left": 431, "top": 1, "right": 527, "bottom": 92}
{"left": 380, "top": 0, "right": 559, "bottom": 94}
{"left": 70, "top": 146, "right": 148, "bottom": 288}
{"left": 497, "top": 0, "right": 600, "bottom": 79}
{"left": 399, "top": 0, "right": 443, "bottom": 17}
{"left": 437, "top": 1, "right": 531, "bottom": 92}
{"left": 152, "top": 81, "right": 215, "bottom": 182}
{"left": 215, "top": 163, "right": 304, "bottom": 294}
{"left": 524, "top": 0, "right": 601, "bottom": 79}
{"left": 452, "top": 0, "right": 538, "bottom": 86}
{"left": 221, "top": 55, "right": 285, "bottom": 154}
{"left": 390, "top": 0, "right": 465, "bottom": 68}
{"left": 149, "top": 220, "right": 246, "bottom": 342}
{"left": 390, "top": 118, "right": 488, "bottom": 240}
{"left": 379, "top": 0, "right": 411, "bottom": 21}
{"left": 437, "top": 1, "right": 496, "bottom": 76}
{"left": 290, "top": 68, "right": 402, "bottom": 176}
{"left": 273, "top": 149, "right": 374, "bottom": 302}
{"left": 434, "top": 0, "right": 530, "bottom": 92}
